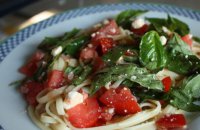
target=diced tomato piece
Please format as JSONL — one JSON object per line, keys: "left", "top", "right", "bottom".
{"left": 20, "top": 81, "right": 44, "bottom": 106}
{"left": 19, "top": 62, "right": 38, "bottom": 77}
{"left": 181, "top": 34, "right": 193, "bottom": 48}
{"left": 92, "top": 20, "right": 120, "bottom": 41}
{"left": 47, "top": 70, "right": 64, "bottom": 89}
{"left": 79, "top": 47, "right": 98, "bottom": 61}
{"left": 99, "top": 107, "right": 115, "bottom": 122}
{"left": 131, "top": 24, "right": 149, "bottom": 35}
{"left": 19, "top": 50, "right": 45, "bottom": 77}
{"left": 156, "top": 114, "right": 186, "bottom": 130}
{"left": 162, "top": 76, "right": 172, "bottom": 93}
{"left": 94, "top": 38, "right": 115, "bottom": 55}
{"left": 99, "top": 87, "right": 141, "bottom": 115}
{"left": 93, "top": 57, "right": 106, "bottom": 72}
{"left": 67, "top": 97, "right": 100, "bottom": 128}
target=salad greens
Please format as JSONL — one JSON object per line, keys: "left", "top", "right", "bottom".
{"left": 91, "top": 64, "right": 164, "bottom": 94}
{"left": 146, "top": 15, "right": 190, "bottom": 36}
{"left": 116, "top": 10, "right": 147, "bottom": 29}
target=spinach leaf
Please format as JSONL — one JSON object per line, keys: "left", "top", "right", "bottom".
{"left": 139, "top": 31, "right": 167, "bottom": 71}
{"left": 169, "top": 75, "right": 200, "bottom": 112}
{"left": 116, "top": 10, "right": 147, "bottom": 29}
{"left": 91, "top": 64, "right": 163, "bottom": 94}
{"left": 62, "top": 35, "right": 90, "bottom": 57}
{"left": 193, "top": 36, "right": 200, "bottom": 43}
{"left": 146, "top": 15, "right": 189, "bottom": 36}
{"left": 166, "top": 33, "right": 200, "bottom": 75}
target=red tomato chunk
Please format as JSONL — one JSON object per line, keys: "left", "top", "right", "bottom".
{"left": 162, "top": 76, "right": 172, "bottom": 93}
{"left": 181, "top": 34, "right": 193, "bottom": 48}
{"left": 156, "top": 114, "right": 187, "bottom": 130}
{"left": 67, "top": 98, "right": 100, "bottom": 128}
{"left": 92, "top": 19, "right": 120, "bottom": 41}
{"left": 46, "top": 70, "right": 64, "bottom": 89}
{"left": 20, "top": 81, "right": 44, "bottom": 106}
{"left": 99, "top": 87, "right": 141, "bottom": 115}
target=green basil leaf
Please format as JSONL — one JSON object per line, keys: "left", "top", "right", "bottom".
{"left": 102, "top": 46, "right": 126, "bottom": 65}
{"left": 116, "top": 10, "right": 147, "bottom": 29}
{"left": 146, "top": 15, "right": 190, "bottom": 36}
{"left": 169, "top": 75, "right": 200, "bottom": 112}
{"left": 38, "top": 37, "right": 60, "bottom": 51}
{"left": 139, "top": 31, "right": 167, "bottom": 70}
{"left": 169, "top": 89, "right": 200, "bottom": 112}
{"left": 72, "top": 65, "right": 92, "bottom": 85}
{"left": 167, "top": 15, "right": 189, "bottom": 36}
{"left": 91, "top": 64, "right": 163, "bottom": 94}
{"left": 168, "top": 33, "right": 193, "bottom": 55}
{"left": 62, "top": 28, "right": 80, "bottom": 41}
{"left": 166, "top": 33, "right": 200, "bottom": 75}
{"left": 145, "top": 18, "right": 167, "bottom": 35}
{"left": 193, "top": 36, "right": 200, "bottom": 43}
{"left": 62, "top": 35, "right": 90, "bottom": 57}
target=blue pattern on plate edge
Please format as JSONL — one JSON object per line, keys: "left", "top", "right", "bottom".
{"left": 0, "top": 3, "right": 200, "bottom": 130}
{"left": 0, "top": 3, "right": 200, "bottom": 63}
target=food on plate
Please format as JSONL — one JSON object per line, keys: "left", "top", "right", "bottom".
{"left": 17, "top": 10, "right": 200, "bottom": 130}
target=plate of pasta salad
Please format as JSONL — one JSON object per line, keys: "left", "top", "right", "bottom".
{"left": 1, "top": 3, "right": 200, "bottom": 130}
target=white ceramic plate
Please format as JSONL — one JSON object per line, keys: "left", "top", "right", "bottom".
{"left": 0, "top": 3, "right": 200, "bottom": 130}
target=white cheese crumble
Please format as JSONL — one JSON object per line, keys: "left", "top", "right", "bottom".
{"left": 108, "top": 108, "right": 115, "bottom": 114}
{"left": 51, "top": 46, "right": 63, "bottom": 56}
{"left": 131, "top": 18, "right": 145, "bottom": 29}
{"left": 162, "top": 26, "right": 172, "bottom": 36}
{"left": 68, "top": 58, "right": 78, "bottom": 67}
{"left": 64, "top": 91, "right": 84, "bottom": 110}
{"left": 103, "top": 19, "right": 110, "bottom": 25}
{"left": 160, "top": 36, "right": 167, "bottom": 45}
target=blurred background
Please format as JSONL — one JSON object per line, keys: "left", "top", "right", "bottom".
{"left": 0, "top": 0, "right": 200, "bottom": 41}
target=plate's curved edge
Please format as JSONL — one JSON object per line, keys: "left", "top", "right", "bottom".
{"left": 0, "top": 3, "right": 200, "bottom": 63}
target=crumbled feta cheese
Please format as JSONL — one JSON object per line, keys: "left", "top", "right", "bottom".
{"left": 160, "top": 36, "right": 167, "bottom": 45}
{"left": 68, "top": 58, "right": 78, "bottom": 67}
{"left": 188, "top": 34, "right": 193, "bottom": 39}
{"left": 64, "top": 91, "right": 84, "bottom": 110}
{"left": 131, "top": 18, "right": 145, "bottom": 29}
{"left": 110, "top": 28, "right": 116, "bottom": 33}
{"left": 88, "top": 44, "right": 93, "bottom": 48}
{"left": 108, "top": 108, "right": 115, "bottom": 114}
{"left": 52, "top": 57, "right": 66, "bottom": 71}
{"left": 93, "top": 23, "right": 102, "bottom": 28}
{"left": 103, "top": 19, "right": 110, "bottom": 25}
{"left": 51, "top": 46, "right": 63, "bottom": 56}
{"left": 162, "top": 26, "right": 172, "bottom": 35}
{"left": 91, "top": 33, "right": 96, "bottom": 38}
{"left": 131, "top": 75, "right": 137, "bottom": 80}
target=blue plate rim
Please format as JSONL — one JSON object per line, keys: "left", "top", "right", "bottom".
{"left": 0, "top": 3, "right": 200, "bottom": 64}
